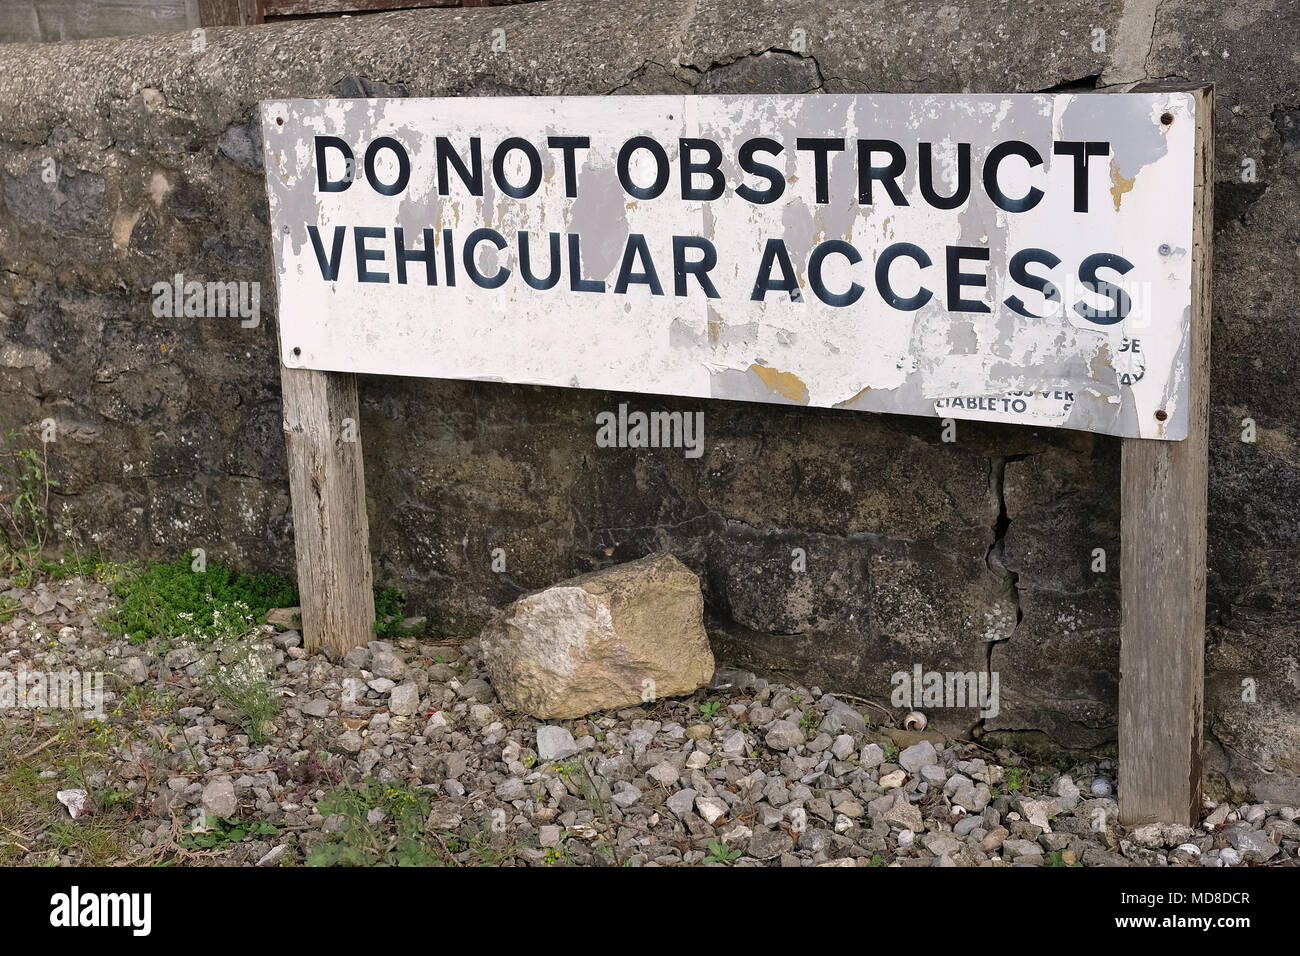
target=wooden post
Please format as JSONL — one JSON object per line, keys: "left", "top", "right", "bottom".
{"left": 1119, "top": 85, "right": 1213, "bottom": 826}
{"left": 280, "top": 365, "right": 376, "bottom": 657}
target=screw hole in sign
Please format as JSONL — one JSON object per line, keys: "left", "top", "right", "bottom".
{"left": 1161, "top": 112, "right": 1174, "bottom": 125}
{"left": 1155, "top": 409, "right": 1169, "bottom": 421}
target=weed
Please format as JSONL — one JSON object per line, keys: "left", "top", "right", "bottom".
{"left": 1005, "top": 767, "right": 1027, "bottom": 793}
{"left": 373, "top": 587, "right": 425, "bottom": 640}
{"left": 42, "top": 552, "right": 133, "bottom": 585}
{"left": 0, "top": 432, "right": 57, "bottom": 586}
{"left": 97, "top": 787, "right": 135, "bottom": 811}
{"left": 306, "top": 778, "right": 442, "bottom": 867}
{"left": 577, "top": 763, "right": 610, "bottom": 820}
{"left": 112, "top": 684, "right": 175, "bottom": 723}
{"left": 552, "top": 759, "right": 582, "bottom": 781}
{"left": 182, "top": 817, "right": 280, "bottom": 851}
{"left": 48, "top": 820, "right": 122, "bottom": 865}
{"left": 288, "top": 749, "right": 341, "bottom": 793}
{"left": 798, "top": 711, "right": 821, "bottom": 736}
{"left": 699, "top": 700, "right": 722, "bottom": 719}
{"left": 444, "top": 829, "right": 516, "bottom": 866}
{"left": 542, "top": 843, "right": 566, "bottom": 866}
{"left": 100, "top": 552, "right": 297, "bottom": 646}
{"left": 0, "top": 762, "right": 44, "bottom": 864}
{"left": 201, "top": 637, "right": 277, "bottom": 744}
{"left": 703, "top": 839, "right": 741, "bottom": 864}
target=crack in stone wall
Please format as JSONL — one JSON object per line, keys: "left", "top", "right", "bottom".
{"left": 978, "top": 454, "right": 1025, "bottom": 740}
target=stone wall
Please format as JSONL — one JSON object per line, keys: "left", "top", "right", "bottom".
{"left": 0, "top": 0, "right": 1296, "bottom": 801}
{"left": 0, "top": 1, "right": 546, "bottom": 45}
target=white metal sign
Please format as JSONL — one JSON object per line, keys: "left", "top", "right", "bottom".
{"left": 262, "top": 93, "right": 1196, "bottom": 439}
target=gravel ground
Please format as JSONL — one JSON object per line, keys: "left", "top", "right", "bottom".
{"left": 1, "top": 572, "right": 1297, "bottom": 867}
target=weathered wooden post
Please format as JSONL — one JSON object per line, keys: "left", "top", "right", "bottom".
{"left": 1118, "top": 85, "right": 1213, "bottom": 826}
{"left": 279, "top": 364, "right": 376, "bottom": 656}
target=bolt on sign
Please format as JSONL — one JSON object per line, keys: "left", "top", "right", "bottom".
{"left": 262, "top": 93, "right": 1196, "bottom": 439}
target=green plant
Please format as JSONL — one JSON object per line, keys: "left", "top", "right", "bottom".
{"left": 866, "top": 852, "right": 885, "bottom": 867}
{"left": 182, "top": 817, "right": 280, "bottom": 850}
{"left": 703, "top": 839, "right": 741, "bottom": 864}
{"left": 41, "top": 551, "right": 133, "bottom": 585}
{"left": 112, "top": 684, "right": 174, "bottom": 721}
{"left": 552, "top": 759, "right": 582, "bottom": 780}
{"left": 542, "top": 842, "right": 566, "bottom": 866}
{"left": 447, "top": 829, "right": 517, "bottom": 866}
{"left": 100, "top": 552, "right": 297, "bottom": 645}
{"left": 884, "top": 742, "right": 900, "bottom": 763}
{"left": 201, "top": 638, "right": 277, "bottom": 744}
{"left": 1005, "top": 767, "right": 1027, "bottom": 793}
{"left": 306, "top": 778, "right": 442, "bottom": 867}
{"left": 47, "top": 820, "right": 121, "bottom": 865}
{"left": 0, "top": 433, "right": 57, "bottom": 585}
{"left": 699, "top": 700, "right": 722, "bottom": 719}
{"left": 799, "top": 711, "right": 821, "bottom": 736}
{"left": 373, "top": 587, "right": 426, "bottom": 639}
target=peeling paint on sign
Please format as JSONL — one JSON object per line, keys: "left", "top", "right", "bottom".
{"left": 261, "top": 93, "right": 1196, "bottom": 440}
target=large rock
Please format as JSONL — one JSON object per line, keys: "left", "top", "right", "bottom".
{"left": 480, "top": 553, "right": 715, "bottom": 719}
